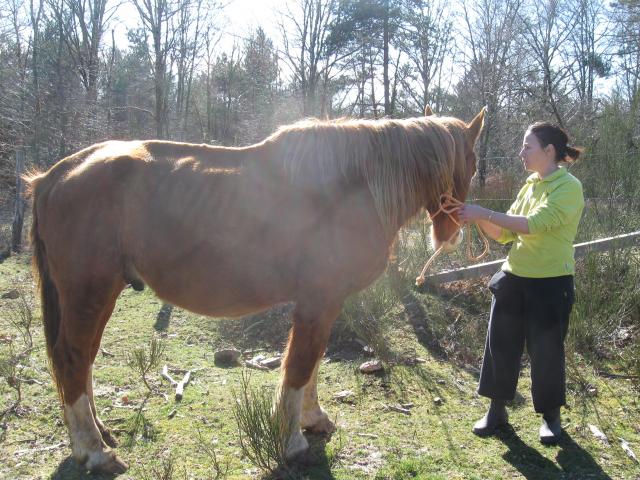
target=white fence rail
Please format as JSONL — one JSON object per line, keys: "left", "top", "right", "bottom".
{"left": 418, "top": 230, "right": 640, "bottom": 288}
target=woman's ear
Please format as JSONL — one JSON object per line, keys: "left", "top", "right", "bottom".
{"left": 545, "top": 143, "right": 556, "bottom": 159}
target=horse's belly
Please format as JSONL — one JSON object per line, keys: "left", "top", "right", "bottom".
{"left": 138, "top": 252, "right": 292, "bottom": 319}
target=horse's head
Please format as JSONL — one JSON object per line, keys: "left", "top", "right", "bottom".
{"left": 426, "top": 107, "right": 485, "bottom": 252}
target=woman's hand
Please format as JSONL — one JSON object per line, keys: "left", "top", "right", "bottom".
{"left": 457, "top": 204, "right": 490, "bottom": 224}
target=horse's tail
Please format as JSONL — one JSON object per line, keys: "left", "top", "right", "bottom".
{"left": 26, "top": 171, "right": 64, "bottom": 402}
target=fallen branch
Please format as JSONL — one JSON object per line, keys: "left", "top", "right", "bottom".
{"left": 161, "top": 365, "right": 177, "bottom": 386}
{"left": 101, "top": 348, "right": 115, "bottom": 357}
{"left": 175, "top": 370, "right": 191, "bottom": 401}
{"left": 596, "top": 370, "right": 639, "bottom": 380}
{"left": 160, "top": 365, "right": 193, "bottom": 401}
{"left": 244, "top": 360, "right": 269, "bottom": 371}
{"left": 18, "top": 377, "right": 43, "bottom": 386}
{"left": 384, "top": 404, "right": 412, "bottom": 415}
{"left": 15, "top": 442, "right": 66, "bottom": 457}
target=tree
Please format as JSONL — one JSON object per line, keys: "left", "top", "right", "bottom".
{"left": 240, "top": 28, "right": 280, "bottom": 142}
{"left": 132, "top": 0, "right": 179, "bottom": 139}
{"left": 212, "top": 47, "right": 243, "bottom": 144}
{"left": 460, "top": 0, "right": 524, "bottom": 188}
{"left": 172, "top": 0, "right": 215, "bottom": 141}
{"left": 519, "top": 0, "right": 574, "bottom": 127}
{"left": 567, "top": 0, "right": 610, "bottom": 115}
{"left": 280, "top": 0, "right": 340, "bottom": 116}
{"left": 397, "top": 0, "right": 453, "bottom": 113}
{"left": 610, "top": 0, "right": 640, "bottom": 105}
{"left": 30, "top": 0, "right": 45, "bottom": 165}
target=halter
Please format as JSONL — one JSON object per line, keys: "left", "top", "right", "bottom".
{"left": 415, "top": 192, "right": 490, "bottom": 287}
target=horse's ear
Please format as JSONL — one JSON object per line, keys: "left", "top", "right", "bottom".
{"left": 467, "top": 106, "right": 487, "bottom": 143}
{"left": 424, "top": 105, "right": 434, "bottom": 116}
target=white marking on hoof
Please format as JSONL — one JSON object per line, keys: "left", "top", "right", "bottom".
{"left": 275, "top": 382, "right": 310, "bottom": 459}
{"left": 285, "top": 429, "right": 309, "bottom": 460}
{"left": 65, "top": 394, "right": 126, "bottom": 472}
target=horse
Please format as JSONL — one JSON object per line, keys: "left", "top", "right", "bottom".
{"left": 27, "top": 107, "right": 485, "bottom": 474}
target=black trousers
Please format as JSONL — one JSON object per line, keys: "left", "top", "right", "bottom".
{"left": 478, "top": 270, "right": 575, "bottom": 413}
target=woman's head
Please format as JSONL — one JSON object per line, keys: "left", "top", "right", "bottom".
{"left": 519, "top": 122, "right": 583, "bottom": 176}
{"left": 526, "top": 122, "right": 582, "bottom": 163}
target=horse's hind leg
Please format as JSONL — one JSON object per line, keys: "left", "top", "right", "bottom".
{"left": 277, "top": 298, "right": 343, "bottom": 459}
{"left": 54, "top": 281, "right": 127, "bottom": 474}
{"left": 86, "top": 364, "right": 117, "bottom": 447}
{"left": 301, "top": 359, "right": 335, "bottom": 434}
{"left": 86, "top": 300, "right": 120, "bottom": 448}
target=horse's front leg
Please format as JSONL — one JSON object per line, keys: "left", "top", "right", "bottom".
{"left": 276, "top": 299, "right": 343, "bottom": 459}
{"left": 300, "top": 359, "right": 335, "bottom": 434}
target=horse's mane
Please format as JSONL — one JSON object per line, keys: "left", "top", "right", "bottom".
{"left": 265, "top": 116, "right": 458, "bottom": 233}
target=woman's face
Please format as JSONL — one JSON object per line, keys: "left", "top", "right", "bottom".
{"left": 519, "top": 131, "right": 553, "bottom": 174}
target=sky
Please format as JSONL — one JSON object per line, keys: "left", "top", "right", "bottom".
{"left": 110, "top": 0, "right": 615, "bottom": 97}
{"left": 112, "top": 0, "right": 285, "bottom": 53}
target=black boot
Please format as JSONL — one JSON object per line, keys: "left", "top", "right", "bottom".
{"left": 473, "top": 399, "right": 508, "bottom": 436}
{"left": 539, "top": 407, "right": 562, "bottom": 444}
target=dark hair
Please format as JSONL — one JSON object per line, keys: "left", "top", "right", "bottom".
{"left": 528, "top": 122, "right": 583, "bottom": 163}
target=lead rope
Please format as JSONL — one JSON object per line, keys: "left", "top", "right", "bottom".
{"left": 415, "top": 193, "right": 490, "bottom": 287}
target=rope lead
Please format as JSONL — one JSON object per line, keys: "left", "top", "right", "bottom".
{"left": 415, "top": 193, "right": 490, "bottom": 287}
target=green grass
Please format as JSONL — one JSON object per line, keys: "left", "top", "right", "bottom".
{"left": 0, "top": 252, "right": 639, "bottom": 479}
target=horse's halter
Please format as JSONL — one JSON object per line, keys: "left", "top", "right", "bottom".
{"left": 428, "top": 192, "right": 463, "bottom": 226}
{"left": 415, "top": 192, "right": 490, "bottom": 287}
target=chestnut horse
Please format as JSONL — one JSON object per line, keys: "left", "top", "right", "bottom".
{"left": 28, "top": 108, "right": 484, "bottom": 473}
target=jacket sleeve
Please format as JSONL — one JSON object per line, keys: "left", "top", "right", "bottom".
{"left": 496, "top": 228, "right": 517, "bottom": 244}
{"left": 494, "top": 191, "right": 524, "bottom": 244}
{"left": 527, "top": 180, "right": 584, "bottom": 234}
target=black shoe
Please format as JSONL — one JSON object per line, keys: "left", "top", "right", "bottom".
{"left": 473, "top": 401, "right": 509, "bottom": 436}
{"left": 539, "top": 408, "right": 562, "bottom": 444}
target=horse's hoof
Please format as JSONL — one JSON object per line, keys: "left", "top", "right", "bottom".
{"left": 285, "top": 430, "right": 309, "bottom": 460}
{"left": 86, "top": 451, "right": 128, "bottom": 475}
{"left": 305, "top": 415, "right": 335, "bottom": 434}
{"left": 302, "top": 409, "right": 335, "bottom": 434}
{"left": 99, "top": 428, "right": 119, "bottom": 448}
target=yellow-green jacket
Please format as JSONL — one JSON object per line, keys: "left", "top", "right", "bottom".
{"left": 498, "top": 167, "right": 585, "bottom": 278}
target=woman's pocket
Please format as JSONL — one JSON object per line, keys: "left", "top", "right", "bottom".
{"left": 488, "top": 270, "right": 518, "bottom": 297}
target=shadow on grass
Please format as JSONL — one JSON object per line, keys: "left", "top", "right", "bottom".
{"left": 51, "top": 457, "right": 119, "bottom": 480}
{"left": 214, "top": 304, "right": 293, "bottom": 352}
{"left": 387, "top": 265, "right": 446, "bottom": 359}
{"left": 262, "top": 433, "right": 338, "bottom": 480}
{"left": 153, "top": 303, "right": 173, "bottom": 331}
{"left": 497, "top": 426, "right": 612, "bottom": 479}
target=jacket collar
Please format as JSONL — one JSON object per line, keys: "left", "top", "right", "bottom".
{"left": 526, "top": 166, "right": 567, "bottom": 184}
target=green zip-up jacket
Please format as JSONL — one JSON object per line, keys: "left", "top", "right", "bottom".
{"left": 497, "top": 167, "right": 585, "bottom": 278}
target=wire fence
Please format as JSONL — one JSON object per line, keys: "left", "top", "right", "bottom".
{"left": 416, "top": 231, "right": 640, "bottom": 289}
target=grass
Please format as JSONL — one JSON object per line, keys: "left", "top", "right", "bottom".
{"left": 0, "top": 249, "right": 639, "bottom": 479}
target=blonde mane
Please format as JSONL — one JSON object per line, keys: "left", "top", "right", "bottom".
{"left": 266, "top": 116, "right": 458, "bottom": 233}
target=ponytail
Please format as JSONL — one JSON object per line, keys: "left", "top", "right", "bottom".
{"left": 563, "top": 145, "right": 583, "bottom": 163}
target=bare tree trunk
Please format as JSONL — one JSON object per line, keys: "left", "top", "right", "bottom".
{"left": 133, "top": 0, "right": 176, "bottom": 139}
{"left": 30, "top": 0, "right": 44, "bottom": 166}
{"left": 370, "top": 47, "right": 378, "bottom": 118}
{"left": 383, "top": 0, "right": 390, "bottom": 115}
{"left": 11, "top": 149, "right": 26, "bottom": 252}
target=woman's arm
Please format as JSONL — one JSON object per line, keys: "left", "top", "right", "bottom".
{"left": 457, "top": 204, "right": 530, "bottom": 238}
{"left": 473, "top": 218, "right": 504, "bottom": 241}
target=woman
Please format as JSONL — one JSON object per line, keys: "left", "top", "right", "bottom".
{"left": 457, "top": 122, "right": 584, "bottom": 444}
